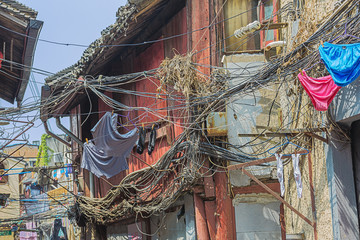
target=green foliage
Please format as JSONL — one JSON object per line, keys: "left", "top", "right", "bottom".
{"left": 36, "top": 134, "right": 53, "bottom": 166}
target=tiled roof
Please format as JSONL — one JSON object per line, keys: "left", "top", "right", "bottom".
{"left": 0, "top": 0, "right": 37, "bottom": 21}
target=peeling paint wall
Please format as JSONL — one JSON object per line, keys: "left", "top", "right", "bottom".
{"left": 277, "top": 0, "right": 343, "bottom": 238}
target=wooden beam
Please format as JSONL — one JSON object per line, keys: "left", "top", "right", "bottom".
{"left": 224, "top": 49, "right": 264, "bottom": 55}
{"left": 194, "top": 193, "right": 210, "bottom": 240}
{"left": 202, "top": 160, "right": 215, "bottom": 199}
{"left": 215, "top": 171, "right": 234, "bottom": 240}
{"left": 0, "top": 11, "right": 27, "bottom": 28}
{"left": 2, "top": 41, "right": 5, "bottom": 60}
{"left": 232, "top": 182, "right": 280, "bottom": 195}
{"left": 260, "top": 22, "right": 288, "bottom": 30}
{"left": 238, "top": 132, "right": 291, "bottom": 138}
{"left": 305, "top": 132, "right": 328, "bottom": 144}
{"left": 1, "top": 65, "right": 20, "bottom": 78}
{"left": 10, "top": 39, "right": 13, "bottom": 71}
{"left": 255, "top": 126, "right": 327, "bottom": 133}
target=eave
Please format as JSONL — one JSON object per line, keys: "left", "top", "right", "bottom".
{"left": 16, "top": 19, "right": 43, "bottom": 105}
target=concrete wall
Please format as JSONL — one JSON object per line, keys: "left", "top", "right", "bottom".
{"left": 3, "top": 144, "right": 38, "bottom": 167}
{"left": 46, "top": 135, "right": 71, "bottom": 165}
{"left": 325, "top": 136, "right": 359, "bottom": 240}
{"left": 0, "top": 159, "right": 25, "bottom": 220}
{"left": 276, "top": 67, "right": 333, "bottom": 240}
{"left": 332, "top": 80, "right": 360, "bottom": 124}
{"left": 224, "top": 54, "right": 280, "bottom": 182}
{"left": 224, "top": 54, "right": 284, "bottom": 238}
{"left": 150, "top": 194, "right": 195, "bottom": 240}
{"left": 233, "top": 196, "right": 281, "bottom": 239}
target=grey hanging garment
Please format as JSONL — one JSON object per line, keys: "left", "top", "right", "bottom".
{"left": 81, "top": 142, "right": 130, "bottom": 178}
{"left": 91, "top": 112, "right": 138, "bottom": 156}
{"left": 292, "top": 153, "right": 303, "bottom": 198}
{"left": 81, "top": 112, "right": 138, "bottom": 178}
{"left": 275, "top": 153, "right": 285, "bottom": 197}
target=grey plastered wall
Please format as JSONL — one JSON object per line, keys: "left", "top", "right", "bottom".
{"left": 326, "top": 139, "right": 359, "bottom": 240}
{"left": 326, "top": 80, "right": 360, "bottom": 240}
{"left": 332, "top": 79, "right": 360, "bottom": 123}
{"left": 224, "top": 54, "right": 278, "bottom": 183}
{"left": 149, "top": 194, "right": 195, "bottom": 240}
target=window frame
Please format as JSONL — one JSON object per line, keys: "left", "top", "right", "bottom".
{"left": 0, "top": 163, "right": 8, "bottom": 184}
{"left": 259, "top": 0, "right": 279, "bottom": 48}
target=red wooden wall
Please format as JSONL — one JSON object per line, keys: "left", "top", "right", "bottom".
{"left": 92, "top": 7, "right": 188, "bottom": 197}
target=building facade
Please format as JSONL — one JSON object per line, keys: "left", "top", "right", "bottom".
{"left": 42, "top": 0, "right": 360, "bottom": 239}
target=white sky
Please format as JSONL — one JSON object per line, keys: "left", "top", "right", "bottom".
{"left": 2, "top": 0, "right": 127, "bottom": 143}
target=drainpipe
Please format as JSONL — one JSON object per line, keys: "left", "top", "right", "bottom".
{"left": 55, "top": 117, "right": 83, "bottom": 147}
{"left": 43, "top": 120, "right": 71, "bottom": 148}
{"left": 89, "top": 172, "right": 94, "bottom": 198}
{"left": 55, "top": 117, "right": 94, "bottom": 198}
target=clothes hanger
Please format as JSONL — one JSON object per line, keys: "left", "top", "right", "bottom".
{"left": 125, "top": 111, "right": 137, "bottom": 129}
{"left": 267, "top": 134, "right": 309, "bottom": 157}
{"left": 113, "top": 110, "right": 137, "bottom": 131}
{"left": 329, "top": 20, "right": 360, "bottom": 43}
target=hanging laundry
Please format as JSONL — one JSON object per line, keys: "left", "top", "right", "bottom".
{"left": 30, "top": 184, "right": 41, "bottom": 197}
{"left": 298, "top": 70, "right": 341, "bottom": 111}
{"left": 292, "top": 154, "right": 303, "bottom": 198}
{"left": 91, "top": 112, "right": 138, "bottom": 157}
{"left": 148, "top": 127, "right": 156, "bottom": 155}
{"left": 275, "top": 153, "right": 285, "bottom": 197}
{"left": 136, "top": 126, "right": 146, "bottom": 154}
{"left": 81, "top": 111, "right": 138, "bottom": 178}
{"left": 81, "top": 141, "right": 130, "bottom": 178}
{"left": 60, "top": 168, "right": 65, "bottom": 178}
{"left": 19, "top": 222, "right": 37, "bottom": 239}
{"left": 56, "top": 169, "right": 62, "bottom": 180}
{"left": 319, "top": 42, "right": 360, "bottom": 87}
{"left": 19, "top": 222, "right": 37, "bottom": 240}
{"left": 51, "top": 218, "right": 68, "bottom": 240}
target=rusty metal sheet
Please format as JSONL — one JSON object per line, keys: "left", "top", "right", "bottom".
{"left": 206, "top": 112, "right": 227, "bottom": 136}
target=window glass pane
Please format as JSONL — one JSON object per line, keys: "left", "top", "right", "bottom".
{"left": 265, "top": 30, "right": 275, "bottom": 41}
{"left": 264, "top": 1, "right": 274, "bottom": 20}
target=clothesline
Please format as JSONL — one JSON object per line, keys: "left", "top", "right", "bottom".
{"left": 228, "top": 150, "right": 308, "bottom": 171}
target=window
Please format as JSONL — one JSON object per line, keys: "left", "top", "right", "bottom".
{"left": 0, "top": 194, "right": 9, "bottom": 206}
{"left": 224, "top": 0, "right": 260, "bottom": 52}
{"left": 0, "top": 163, "right": 8, "bottom": 184}
{"left": 259, "top": 0, "right": 279, "bottom": 48}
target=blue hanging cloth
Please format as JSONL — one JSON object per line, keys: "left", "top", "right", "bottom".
{"left": 319, "top": 42, "right": 360, "bottom": 87}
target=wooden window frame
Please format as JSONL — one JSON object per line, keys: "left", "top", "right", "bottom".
{"left": 259, "top": 0, "right": 279, "bottom": 48}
